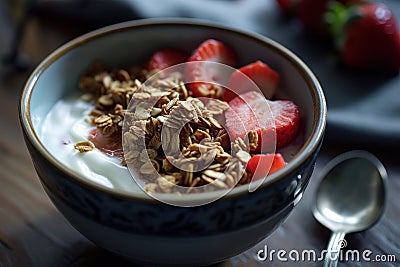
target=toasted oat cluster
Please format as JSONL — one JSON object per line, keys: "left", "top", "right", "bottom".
{"left": 77, "top": 61, "right": 253, "bottom": 194}
{"left": 74, "top": 140, "right": 95, "bottom": 153}
{"left": 78, "top": 61, "right": 149, "bottom": 137}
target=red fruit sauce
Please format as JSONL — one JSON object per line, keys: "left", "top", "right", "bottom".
{"left": 88, "top": 128, "right": 123, "bottom": 159}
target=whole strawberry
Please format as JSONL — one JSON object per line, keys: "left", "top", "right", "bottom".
{"left": 327, "top": 2, "right": 400, "bottom": 71}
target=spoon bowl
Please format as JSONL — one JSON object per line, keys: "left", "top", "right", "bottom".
{"left": 312, "top": 150, "right": 387, "bottom": 267}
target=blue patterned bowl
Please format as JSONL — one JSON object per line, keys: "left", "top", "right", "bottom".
{"left": 19, "top": 19, "right": 326, "bottom": 265}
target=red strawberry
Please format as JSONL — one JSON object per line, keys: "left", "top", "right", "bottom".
{"left": 185, "top": 39, "right": 237, "bottom": 98}
{"left": 223, "top": 60, "right": 279, "bottom": 102}
{"left": 297, "top": 0, "right": 363, "bottom": 34}
{"left": 225, "top": 91, "right": 300, "bottom": 152}
{"left": 246, "top": 153, "right": 286, "bottom": 180}
{"left": 327, "top": 2, "right": 400, "bottom": 71}
{"left": 145, "top": 49, "right": 188, "bottom": 71}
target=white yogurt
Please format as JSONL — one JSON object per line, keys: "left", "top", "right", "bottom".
{"left": 40, "top": 96, "right": 139, "bottom": 193}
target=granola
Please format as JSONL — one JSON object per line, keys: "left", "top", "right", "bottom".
{"left": 74, "top": 140, "right": 95, "bottom": 153}
{"left": 77, "top": 61, "right": 253, "bottom": 193}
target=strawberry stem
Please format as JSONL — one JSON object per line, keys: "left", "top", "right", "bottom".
{"left": 324, "top": 1, "right": 363, "bottom": 49}
{"left": 324, "top": 1, "right": 348, "bottom": 38}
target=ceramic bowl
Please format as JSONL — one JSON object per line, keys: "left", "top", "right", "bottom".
{"left": 19, "top": 19, "right": 326, "bottom": 265}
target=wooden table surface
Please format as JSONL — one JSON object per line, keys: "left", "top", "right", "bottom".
{"left": 0, "top": 1, "right": 399, "bottom": 266}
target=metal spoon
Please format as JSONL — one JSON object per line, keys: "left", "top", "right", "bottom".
{"left": 312, "top": 150, "right": 387, "bottom": 267}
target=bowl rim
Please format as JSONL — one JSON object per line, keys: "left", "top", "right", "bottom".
{"left": 19, "top": 18, "right": 327, "bottom": 204}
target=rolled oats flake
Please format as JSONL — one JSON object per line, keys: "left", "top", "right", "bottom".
{"left": 140, "top": 162, "right": 156, "bottom": 174}
{"left": 246, "top": 130, "right": 259, "bottom": 150}
{"left": 74, "top": 140, "right": 95, "bottom": 153}
{"left": 144, "top": 183, "right": 158, "bottom": 194}
{"left": 236, "top": 150, "right": 252, "bottom": 163}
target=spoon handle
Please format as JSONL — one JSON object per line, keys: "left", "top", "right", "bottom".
{"left": 324, "top": 231, "right": 346, "bottom": 267}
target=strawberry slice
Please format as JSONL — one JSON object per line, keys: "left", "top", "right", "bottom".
{"left": 246, "top": 153, "right": 286, "bottom": 180}
{"left": 225, "top": 91, "right": 300, "bottom": 151}
{"left": 145, "top": 48, "right": 188, "bottom": 71}
{"left": 223, "top": 60, "right": 280, "bottom": 102}
{"left": 185, "top": 39, "right": 237, "bottom": 98}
